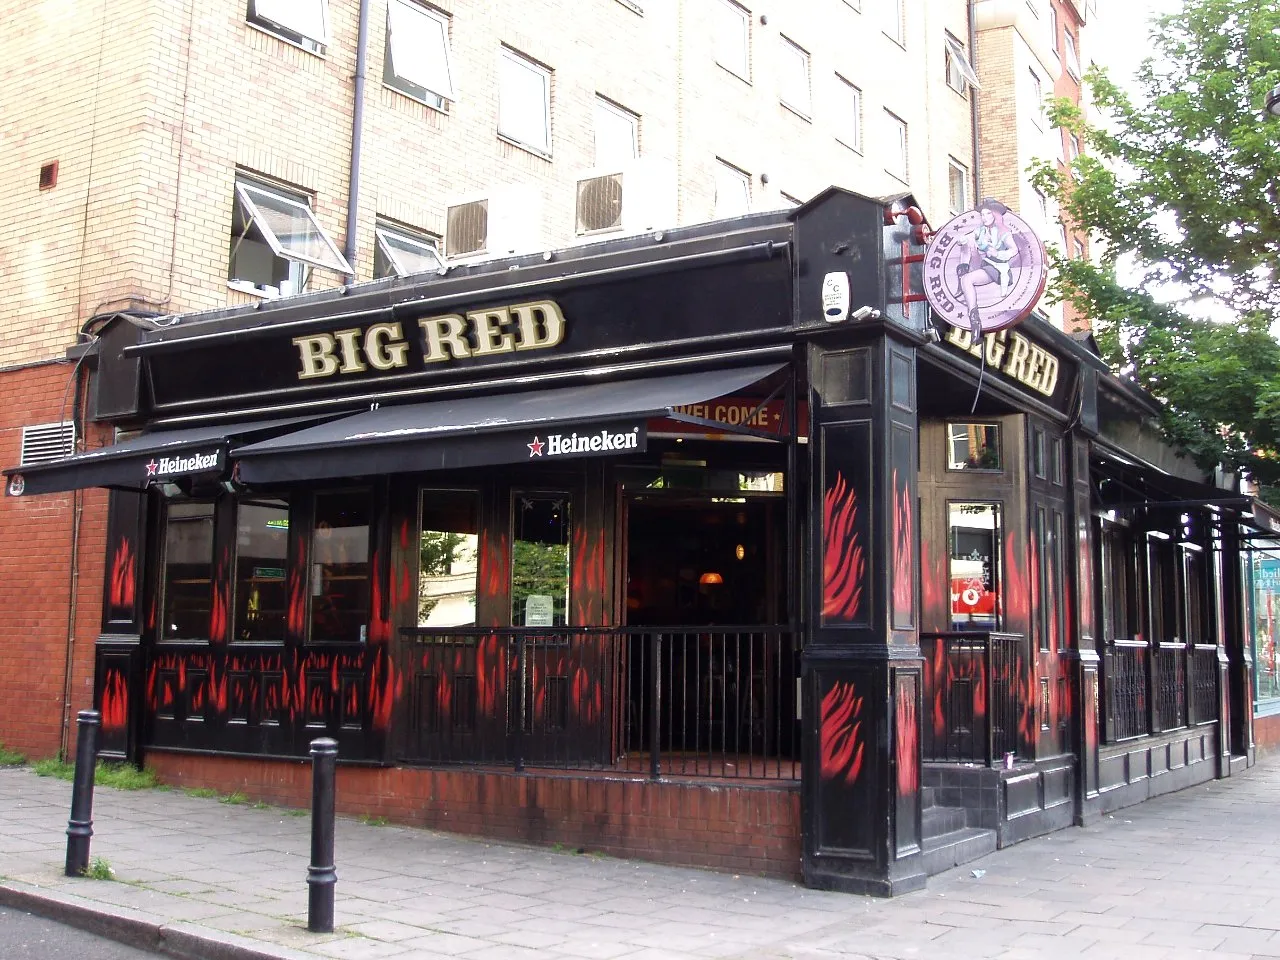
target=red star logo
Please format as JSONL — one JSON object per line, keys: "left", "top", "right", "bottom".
{"left": 527, "top": 436, "right": 545, "bottom": 457}
{"left": 145, "top": 459, "right": 158, "bottom": 476}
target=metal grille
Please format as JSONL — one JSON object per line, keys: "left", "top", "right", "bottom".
{"left": 20, "top": 421, "right": 76, "bottom": 464}
{"left": 1104, "top": 642, "right": 1148, "bottom": 741}
{"left": 575, "top": 174, "right": 624, "bottom": 234}
{"left": 445, "top": 199, "right": 488, "bottom": 257}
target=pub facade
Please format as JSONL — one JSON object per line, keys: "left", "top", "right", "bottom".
{"left": 5, "top": 188, "right": 1262, "bottom": 895}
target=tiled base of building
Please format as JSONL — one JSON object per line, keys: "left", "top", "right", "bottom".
{"left": 1255, "top": 712, "right": 1280, "bottom": 753}
{"left": 146, "top": 751, "right": 803, "bottom": 879}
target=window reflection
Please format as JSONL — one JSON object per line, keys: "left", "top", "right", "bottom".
{"left": 419, "top": 490, "right": 479, "bottom": 627}
{"left": 1252, "top": 550, "right": 1280, "bottom": 701}
{"left": 949, "top": 501, "right": 1002, "bottom": 631}
{"left": 161, "top": 502, "right": 215, "bottom": 641}
{"left": 511, "top": 495, "right": 571, "bottom": 626}
{"left": 235, "top": 498, "right": 289, "bottom": 643}
{"left": 310, "top": 492, "right": 370, "bottom": 643}
{"left": 947, "top": 423, "right": 1001, "bottom": 471}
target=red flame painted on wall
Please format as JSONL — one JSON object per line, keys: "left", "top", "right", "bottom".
{"left": 109, "top": 540, "right": 136, "bottom": 612}
{"left": 101, "top": 670, "right": 128, "bottom": 731}
{"left": 571, "top": 664, "right": 602, "bottom": 726}
{"left": 896, "top": 685, "right": 919, "bottom": 797}
{"left": 287, "top": 537, "right": 308, "bottom": 638}
{"left": 571, "top": 524, "right": 604, "bottom": 626}
{"left": 819, "top": 680, "right": 865, "bottom": 784}
{"left": 823, "top": 472, "right": 866, "bottom": 621}
{"left": 210, "top": 547, "right": 230, "bottom": 644}
{"left": 1004, "top": 531, "right": 1029, "bottom": 629}
{"left": 892, "top": 469, "right": 914, "bottom": 625}
{"left": 920, "top": 537, "right": 944, "bottom": 624}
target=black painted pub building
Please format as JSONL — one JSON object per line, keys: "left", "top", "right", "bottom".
{"left": 5, "top": 188, "right": 1264, "bottom": 894}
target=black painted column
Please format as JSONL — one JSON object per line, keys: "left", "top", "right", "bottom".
{"left": 1068, "top": 436, "right": 1101, "bottom": 820}
{"left": 801, "top": 333, "right": 924, "bottom": 897}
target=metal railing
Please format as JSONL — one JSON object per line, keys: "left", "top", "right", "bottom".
{"left": 1153, "top": 645, "right": 1187, "bottom": 732}
{"left": 1189, "top": 646, "right": 1220, "bottom": 725}
{"left": 1102, "top": 640, "right": 1149, "bottom": 741}
{"left": 400, "top": 625, "right": 800, "bottom": 780}
{"left": 921, "top": 632, "right": 1024, "bottom": 765}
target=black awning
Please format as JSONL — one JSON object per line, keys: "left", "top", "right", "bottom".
{"left": 233, "top": 363, "right": 787, "bottom": 484}
{"left": 4, "top": 416, "right": 318, "bottom": 498}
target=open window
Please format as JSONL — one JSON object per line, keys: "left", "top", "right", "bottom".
{"left": 944, "top": 32, "right": 979, "bottom": 94}
{"left": 228, "top": 177, "right": 352, "bottom": 298}
{"left": 247, "top": 0, "right": 328, "bottom": 54}
{"left": 384, "top": 0, "right": 456, "bottom": 109}
{"left": 374, "top": 221, "right": 444, "bottom": 278}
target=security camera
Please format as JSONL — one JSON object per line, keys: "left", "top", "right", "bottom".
{"left": 850, "top": 305, "right": 881, "bottom": 322}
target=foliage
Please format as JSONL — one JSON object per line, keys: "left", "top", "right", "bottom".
{"left": 0, "top": 743, "right": 26, "bottom": 766}
{"left": 96, "top": 763, "right": 158, "bottom": 790}
{"left": 511, "top": 540, "right": 569, "bottom": 622}
{"left": 219, "top": 791, "right": 249, "bottom": 805}
{"left": 183, "top": 787, "right": 219, "bottom": 799}
{"left": 33, "top": 758, "right": 75, "bottom": 781}
{"left": 360, "top": 814, "right": 388, "bottom": 827}
{"left": 1029, "top": 0, "right": 1280, "bottom": 496}
{"left": 418, "top": 529, "right": 469, "bottom": 622}
{"left": 82, "top": 857, "right": 114, "bottom": 881}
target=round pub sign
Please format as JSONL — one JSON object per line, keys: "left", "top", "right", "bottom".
{"left": 924, "top": 199, "right": 1047, "bottom": 335}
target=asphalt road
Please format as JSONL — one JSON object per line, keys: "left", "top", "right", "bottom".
{"left": 0, "top": 905, "right": 158, "bottom": 958}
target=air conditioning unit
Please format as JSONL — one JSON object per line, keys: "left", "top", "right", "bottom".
{"left": 444, "top": 184, "right": 542, "bottom": 260}
{"left": 574, "top": 158, "right": 676, "bottom": 238}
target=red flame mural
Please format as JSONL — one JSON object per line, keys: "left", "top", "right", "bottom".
{"left": 892, "top": 469, "right": 914, "bottom": 625}
{"left": 109, "top": 539, "right": 136, "bottom": 612}
{"left": 1003, "top": 531, "right": 1030, "bottom": 629}
{"left": 920, "top": 536, "right": 944, "bottom": 623}
{"left": 210, "top": 547, "right": 230, "bottom": 644}
{"left": 823, "top": 472, "right": 866, "bottom": 621}
{"left": 895, "top": 684, "right": 919, "bottom": 797}
{"left": 287, "top": 537, "right": 308, "bottom": 639}
{"left": 100, "top": 670, "right": 128, "bottom": 731}
{"left": 571, "top": 524, "right": 604, "bottom": 626}
{"left": 819, "top": 680, "right": 865, "bottom": 784}
{"left": 571, "top": 664, "right": 602, "bottom": 726}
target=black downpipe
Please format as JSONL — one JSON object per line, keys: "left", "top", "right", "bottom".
{"left": 344, "top": 0, "right": 371, "bottom": 277}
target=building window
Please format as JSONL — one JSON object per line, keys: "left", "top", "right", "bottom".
{"left": 1034, "top": 187, "right": 1048, "bottom": 222}
{"left": 949, "top": 501, "right": 1003, "bottom": 631}
{"left": 374, "top": 221, "right": 443, "bottom": 279}
{"left": 1028, "top": 68, "right": 1043, "bottom": 129}
{"left": 1248, "top": 548, "right": 1280, "bottom": 702}
{"left": 714, "top": 160, "right": 751, "bottom": 218}
{"left": 418, "top": 490, "right": 480, "bottom": 627}
{"left": 778, "top": 37, "right": 811, "bottom": 117}
{"left": 160, "top": 502, "right": 216, "bottom": 642}
{"left": 228, "top": 176, "right": 352, "bottom": 298}
{"left": 1100, "top": 519, "right": 1136, "bottom": 642}
{"left": 1063, "top": 30, "right": 1082, "bottom": 80}
{"left": 948, "top": 158, "right": 969, "bottom": 215}
{"left": 944, "top": 32, "right": 979, "bottom": 94}
{"left": 947, "top": 423, "right": 1001, "bottom": 471}
{"left": 594, "top": 97, "right": 639, "bottom": 168}
{"left": 712, "top": 0, "right": 751, "bottom": 80}
{"left": 498, "top": 47, "right": 552, "bottom": 156}
{"left": 511, "top": 494, "right": 571, "bottom": 626}
{"left": 833, "top": 75, "right": 862, "bottom": 151}
{"left": 247, "top": 0, "right": 328, "bottom": 53}
{"left": 1147, "top": 532, "right": 1177, "bottom": 643}
{"left": 884, "top": 0, "right": 903, "bottom": 45}
{"left": 885, "top": 110, "right": 908, "bottom": 182}
{"left": 234, "top": 497, "right": 289, "bottom": 644}
{"left": 1048, "top": 4, "right": 1059, "bottom": 57}
{"left": 1182, "top": 544, "right": 1207, "bottom": 644}
{"left": 383, "top": 0, "right": 456, "bottom": 109}
{"left": 310, "top": 491, "right": 371, "bottom": 643}
{"left": 780, "top": 192, "right": 803, "bottom": 208}
{"left": 1072, "top": 238, "right": 1086, "bottom": 260}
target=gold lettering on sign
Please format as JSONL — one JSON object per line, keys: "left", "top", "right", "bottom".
{"left": 366, "top": 323, "right": 409, "bottom": 371}
{"left": 419, "top": 315, "right": 473, "bottom": 363}
{"left": 942, "top": 326, "right": 1060, "bottom": 399}
{"left": 293, "top": 333, "right": 339, "bottom": 379}
{"left": 512, "top": 300, "right": 566, "bottom": 351}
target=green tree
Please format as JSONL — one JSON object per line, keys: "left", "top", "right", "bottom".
{"left": 1030, "top": 0, "right": 1280, "bottom": 497}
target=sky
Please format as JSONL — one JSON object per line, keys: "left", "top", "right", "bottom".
{"left": 1090, "top": 0, "right": 1180, "bottom": 94}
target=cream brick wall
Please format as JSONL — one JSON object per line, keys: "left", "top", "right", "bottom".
{"left": 1, "top": 0, "right": 975, "bottom": 369}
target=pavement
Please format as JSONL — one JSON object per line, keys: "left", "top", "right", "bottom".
{"left": 2, "top": 763, "right": 1280, "bottom": 960}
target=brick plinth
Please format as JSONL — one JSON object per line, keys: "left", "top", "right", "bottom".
{"left": 1255, "top": 713, "right": 1280, "bottom": 753}
{"left": 146, "top": 752, "right": 802, "bottom": 879}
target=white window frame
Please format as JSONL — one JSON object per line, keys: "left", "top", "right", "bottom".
{"left": 229, "top": 177, "right": 352, "bottom": 297}
{"left": 714, "top": 160, "right": 752, "bottom": 219}
{"left": 1063, "top": 31, "right": 1082, "bottom": 80}
{"left": 1048, "top": 5, "right": 1060, "bottom": 58}
{"left": 374, "top": 222, "right": 444, "bottom": 278}
{"left": 833, "top": 74, "right": 862, "bottom": 152}
{"left": 497, "top": 47, "right": 552, "bottom": 156}
{"left": 593, "top": 97, "right": 639, "bottom": 169}
{"left": 884, "top": 0, "right": 904, "bottom": 45}
{"left": 885, "top": 110, "right": 908, "bottom": 182}
{"left": 247, "top": 0, "right": 328, "bottom": 53}
{"left": 778, "top": 36, "right": 812, "bottom": 118}
{"left": 384, "top": 0, "right": 456, "bottom": 109}
{"left": 1073, "top": 237, "right": 1086, "bottom": 260}
{"left": 713, "top": 0, "right": 751, "bottom": 81}
{"left": 948, "top": 158, "right": 969, "bottom": 215}
{"left": 944, "top": 32, "right": 980, "bottom": 94}
{"left": 1028, "top": 68, "right": 1044, "bottom": 129}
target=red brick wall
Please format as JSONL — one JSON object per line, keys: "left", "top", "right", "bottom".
{"left": 147, "top": 752, "right": 802, "bottom": 879}
{"left": 0, "top": 362, "right": 110, "bottom": 760}
{"left": 1254, "top": 713, "right": 1280, "bottom": 754}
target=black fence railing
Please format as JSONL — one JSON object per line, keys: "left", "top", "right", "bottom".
{"left": 1153, "top": 645, "right": 1187, "bottom": 732}
{"left": 400, "top": 625, "right": 800, "bottom": 780}
{"left": 1103, "top": 641, "right": 1149, "bottom": 741}
{"left": 1102, "top": 639, "right": 1220, "bottom": 742}
{"left": 1190, "top": 646, "right": 1220, "bottom": 725}
{"left": 921, "top": 632, "right": 1024, "bottom": 765}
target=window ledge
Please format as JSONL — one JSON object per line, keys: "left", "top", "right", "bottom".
{"left": 834, "top": 135, "right": 862, "bottom": 155}
{"left": 228, "top": 279, "right": 294, "bottom": 301}
{"left": 497, "top": 133, "right": 553, "bottom": 162}
{"left": 383, "top": 81, "right": 452, "bottom": 116}
{"left": 781, "top": 101, "right": 813, "bottom": 123}
{"left": 715, "top": 61, "right": 752, "bottom": 86}
{"left": 611, "top": 0, "right": 643, "bottom": 14}
{"left": 245, "top": 20, "right": 327, "bottom": 59}
{"left": 882, "top": 31, "right": 906, "bottom": 51}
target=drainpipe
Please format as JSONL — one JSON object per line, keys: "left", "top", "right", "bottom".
{"left": 968, "top": 0, "right": 983, "bottom": 199}
{"left": 344, "top": 0, "right": 372, "bottom": 278}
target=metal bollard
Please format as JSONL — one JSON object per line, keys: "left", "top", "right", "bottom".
{"left": 65, "top": 710, "right": 101, "bottom": 877}
{"left": 307, "top": 738, "right": 338, "bottom": 933}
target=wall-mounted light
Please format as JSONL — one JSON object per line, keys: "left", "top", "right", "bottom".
{"left": 699, "top": 571, "right": 724, "bottom": 585}
{"left": 735, "top": 544, "right": 745, "bottom": 560}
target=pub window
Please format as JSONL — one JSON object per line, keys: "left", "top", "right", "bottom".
{"left": 1100, "top": 518, "right": 1136, "bottom": 641}
{"left": 712, "top": 0, "right": 750, "bottom": 81}
{"left": 229, "top": 176, "right": 352, "bottom": 298}
{"left": 160, "top": 502, "right": 216, "bottom": 642}
{"left": 949, "top": 501, "right": 1002, "bottom": 631}
{"left": 498, "top": 47, "right": 552, "bottom": 156}
{"left": 247, "top": 0, "right": 327, "bottom": 54}
{"left": 511, "top": 494, "right": 571, "bottom": 626}
{"left": 1249, "top": 547, "right": 1280, "bottom": 702}
{"left": 383, "top": 0, "right": 456, "bottom": 110}
{"left": 419, "top": 490, "right": 480, "bottom": 627}
{"left": 374, "top": 220, "right": 444, "bottom": 279}
{"left": 234, "top": 497, "right": 290, "bottom": 643}
{"left": 947, "top": 422, "right": 1001, "bottom": 471}
{"left": 1147, "top": 531, "right": 1176, "bottom": 642}
{"left": 309, "top": 491, "right": 371, "bottom": 643}
{"left": 1181, "top": 543, "right": 1206, "bottom": 644}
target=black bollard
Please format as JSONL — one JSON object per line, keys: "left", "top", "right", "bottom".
{"left": 307, "top": 737, "right": 338, "bottom": 933}
{"left": 65, "top": 710, "right": 101, "bottom": 877}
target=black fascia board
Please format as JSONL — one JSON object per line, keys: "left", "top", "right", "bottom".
{"left": 126, "top": 212, "right": 795, "bottom": 359}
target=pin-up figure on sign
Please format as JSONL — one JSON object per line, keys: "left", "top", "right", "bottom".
{"left": 924, "top": 197, "right": 1047, "bottom": 336}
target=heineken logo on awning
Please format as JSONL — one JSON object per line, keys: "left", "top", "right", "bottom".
{"left": 527, "top": 426, "right": 643, "bottom": 459}
{"left": 145, "top": 451, "right": 222, "bottom": 479}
